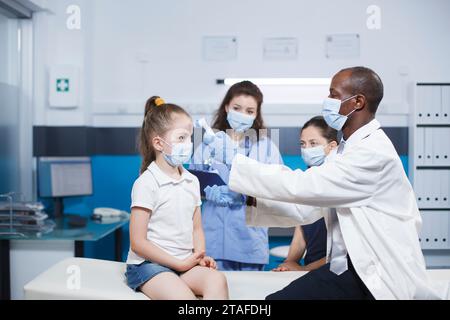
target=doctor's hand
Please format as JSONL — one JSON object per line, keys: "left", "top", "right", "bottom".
{"left": 176, "top": 251, "right": 205, "bottom": 272}
{"left": 272, "top": 260, "right": 305, "bottom": 272}
{"left": 204, "top": 185, "right": 244, "bottom": 207}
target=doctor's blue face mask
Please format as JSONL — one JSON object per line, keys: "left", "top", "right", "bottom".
{"left": 322, "top": 95, "right": 358, "bottom": 131}
{"left": 227, "top": 110, "right": 256, "bottom": 133}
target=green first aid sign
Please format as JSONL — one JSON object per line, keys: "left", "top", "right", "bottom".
{"left": 56, "top": 78, "right": 70, "bottom": 92}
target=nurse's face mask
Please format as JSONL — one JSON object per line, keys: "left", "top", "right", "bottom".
{"left": 227, "top": 110, "right": 256, "bottom": 133}
{"left": 322, "top": 95, "right": 359, "bottom": 131}
{"left": 225, "top": 96, "right": 258, "bottom": 133}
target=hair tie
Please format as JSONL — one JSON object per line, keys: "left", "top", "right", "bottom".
{"left": 154, "top": 97, "right": 165, "bottom": 107}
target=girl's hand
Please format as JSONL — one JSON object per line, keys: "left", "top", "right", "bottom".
{"left": 199, "top": 256, "right": 217, "bottom": 269}
{"left": 176, "top": 251, "right": 205, "bottom": 272}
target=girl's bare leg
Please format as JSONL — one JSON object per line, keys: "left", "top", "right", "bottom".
{"left": 140, "top": 272, "right": 197, "bottom": 300}
{"left": 180, "top": 266, "right": 229, "bottom": 300}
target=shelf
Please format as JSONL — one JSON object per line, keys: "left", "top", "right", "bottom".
{"left": 412, "top": 84, "right": 450, "bottom": 252}
{"left": 417, "top": 83, "right": 450, "bottom": 86}
{"left": 416, "top": 124, "right": 450, "bottom": 127}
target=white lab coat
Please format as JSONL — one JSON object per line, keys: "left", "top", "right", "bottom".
{"left": 229, "top": 119, "right": 450, "bottom": 300}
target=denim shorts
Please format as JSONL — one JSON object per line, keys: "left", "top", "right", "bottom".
{"left": 125, "top": 261, "right": 180, "bottom": 291}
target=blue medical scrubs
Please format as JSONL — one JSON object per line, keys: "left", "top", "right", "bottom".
{"left": 190, "top": 135, "right": 282, "bottom": 271}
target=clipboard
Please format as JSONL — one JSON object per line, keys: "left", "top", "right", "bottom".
{"left": 188, "top": 169, "right": 226, "bottom": 197}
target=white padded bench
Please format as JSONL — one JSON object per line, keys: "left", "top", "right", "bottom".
{"left": 24, "top": 257, "right": 450, "bottom": 300}
{"left": 23, "top": 257, "right": 306, "bottom": 300}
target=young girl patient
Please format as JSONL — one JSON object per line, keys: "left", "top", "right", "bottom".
{"left": 125, "top": 96, "right": 229, "bottom": 300}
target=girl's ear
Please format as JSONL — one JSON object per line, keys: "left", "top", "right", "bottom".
{"left": 225, "top": 104, "right": 230, "bottom": 113}
{"left": 152, "top": 136, "right": 164, "bottom": 152}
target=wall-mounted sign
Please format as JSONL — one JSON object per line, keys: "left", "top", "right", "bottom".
{"left": 203, "top": 36, "right": 237, "bottom": 61}
{"left": 263, "top": 37, "right": 298, "bottom": 60}
{"left": 326, "top": 34, "right": 360, "bottom": 59}
{"left": 49, "top": 65, "right": 79, "bottom": 108}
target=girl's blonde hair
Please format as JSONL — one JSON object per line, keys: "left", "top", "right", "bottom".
{"left": 138, "top": 96, "right": 190, "bottom": 174}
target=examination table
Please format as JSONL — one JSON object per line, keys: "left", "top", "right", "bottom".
{"left": 23, "top": 257, "right": 450, "bottom": 300}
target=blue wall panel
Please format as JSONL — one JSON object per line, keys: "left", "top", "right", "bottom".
{"left": 63, "top": 155, "right": 141, "bottom": 260}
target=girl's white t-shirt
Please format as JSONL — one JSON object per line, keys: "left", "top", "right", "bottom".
{"left": 126, "top": 162, "right": 202, "bottom": 265}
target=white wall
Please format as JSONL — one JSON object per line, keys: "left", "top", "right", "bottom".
{"left": 32, "top": 0, "right": 450, "bottom": 127}
{"left": 33, "top": 0, "right": 91, "bottom": 126}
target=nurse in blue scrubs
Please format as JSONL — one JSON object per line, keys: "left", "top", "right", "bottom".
{"left": 190, "top": 81, "right": 282, "bottom": 271}
{"left": 272, "top": 116, "right": 337, "bottom": 272}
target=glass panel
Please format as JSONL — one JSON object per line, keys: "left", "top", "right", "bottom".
{"left": 0, "top": 14, "right": 20, "bottom": 195}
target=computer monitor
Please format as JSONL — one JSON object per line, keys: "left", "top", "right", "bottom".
{"left": 38, "top": 157, "right": 93, "bottom": 217}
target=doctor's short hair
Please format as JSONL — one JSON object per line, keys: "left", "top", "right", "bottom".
{"left": 339, "top": 66, "right": 384, "bottom": 114}
{"left": 301, "top": 116, "right": 338, "bottom": 143}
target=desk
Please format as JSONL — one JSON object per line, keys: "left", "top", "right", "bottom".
{"left": 0, "top": 215, "right": 129, "bottom": 300}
